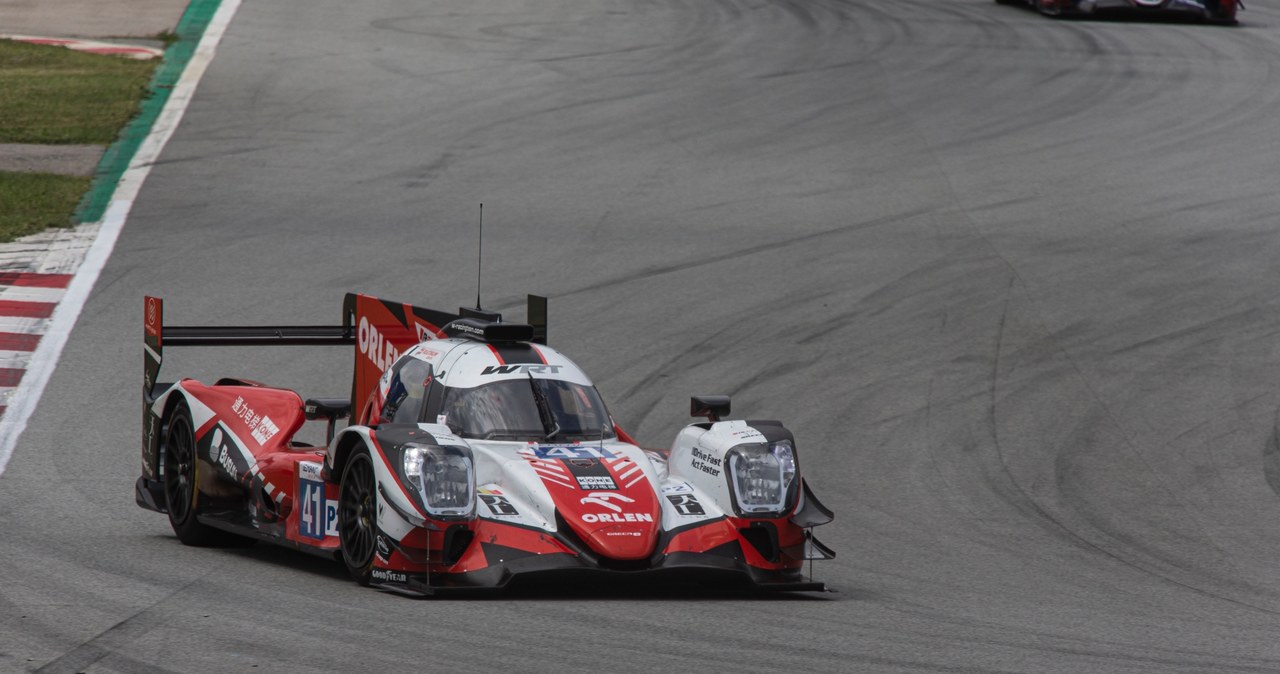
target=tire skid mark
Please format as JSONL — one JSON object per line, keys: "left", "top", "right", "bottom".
{"left": 31, "top": 580, "right": 201, "bottom": 674}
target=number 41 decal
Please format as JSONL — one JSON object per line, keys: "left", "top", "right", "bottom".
{"left": 299, "top": 468, "right": 338, "bottom": 539}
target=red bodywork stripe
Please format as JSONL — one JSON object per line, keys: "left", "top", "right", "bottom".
{"left": 195, "top": 415, "right": 219, "bottom": 440}
{"left": 486, "top": 344, "right": 505, "bottom": 365}
{"left": 528, "top": 343, "right": 549, "bottom": 365}
{"left": 614, "top": 425, "right": 641, "bottom": 447}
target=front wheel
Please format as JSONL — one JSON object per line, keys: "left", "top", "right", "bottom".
{"left": 339, "top": 450, "right": 378, "bottom": 584}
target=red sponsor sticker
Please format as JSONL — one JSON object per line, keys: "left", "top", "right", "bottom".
{"left": 144, "top": 297, "right": 160, "bottom": 339}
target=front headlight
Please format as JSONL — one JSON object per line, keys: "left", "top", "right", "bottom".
{"left": 403, "top": 444, "right": 475, "bottom": 518}
{"left": 727, "top": 440, "right": 797, "bottom": 516}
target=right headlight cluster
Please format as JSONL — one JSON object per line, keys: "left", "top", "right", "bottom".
{"left": 402, "top": 443, "right": 475, "bottom": 519}
{"left": 726, "top": 440, "right": 798, "bottom": 516}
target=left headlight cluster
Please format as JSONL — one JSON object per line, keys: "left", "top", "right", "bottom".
{"left": 403, "top": 443, "right": 475, "bottom": 519}
{"left": 726, "top": 440, "right": 798, "bottom": 516}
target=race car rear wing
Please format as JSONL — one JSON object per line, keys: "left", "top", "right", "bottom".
{"left": 141, "top": 293, "right": 548, "bottom": 480}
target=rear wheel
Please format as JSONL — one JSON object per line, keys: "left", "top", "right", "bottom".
{"left": 163, "top": 403, "right": 232, "bottom": 546}
{"left": 339, "top": 450, "right": 378, "bottom": 584}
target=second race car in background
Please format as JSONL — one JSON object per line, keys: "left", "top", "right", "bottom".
{"left": 998, "top": 0, "right": 1238, "bottom": 23}
{"left": 135, "top": 293, "right": 835, "bottom": 596}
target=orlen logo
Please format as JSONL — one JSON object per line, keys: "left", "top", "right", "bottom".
{"left": 358, "top": 316, "right": 401, "bottom": 373}
{"left": 579, "top": 492, "right": 653, "bottom": 523}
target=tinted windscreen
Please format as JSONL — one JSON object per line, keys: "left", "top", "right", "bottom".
{"left": 440, "top": 379, "right": 614, "bottom": 441}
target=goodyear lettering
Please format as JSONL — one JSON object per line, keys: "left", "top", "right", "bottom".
{"left": 690, "top": 446, "right": 722, "bottom": 478}
{"left": 581, "top": 512, "right": 654, "bottom": 523}
{"left": 370, "top": 568, "right": 408, "bottom": 584}
{"left": 481, "top": 364, "right": 564, "bottom": 376}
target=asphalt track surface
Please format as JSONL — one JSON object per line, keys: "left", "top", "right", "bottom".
{"left": 5, "top": 0, "right": 1280, "bottom": 671}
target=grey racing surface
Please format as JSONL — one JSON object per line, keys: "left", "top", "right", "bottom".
{"left": 5, "top": 0, "right": 1280, "bottom": 671}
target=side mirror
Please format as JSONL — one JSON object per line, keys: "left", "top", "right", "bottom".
{"left": 305, "top": 398, "right": 352, "bottom": 445}
{"left": 690, "top": 395, "right": 731, "bottom": 422}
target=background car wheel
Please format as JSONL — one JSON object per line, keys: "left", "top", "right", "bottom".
{"left": 1035, "top": 0, "right": 1063, "bottom": 15}
{"left": 162, "top": 402, "right": 242, "bottom": 546}
{"left": 339, "top": 450, "right": 378, "bottom": 585}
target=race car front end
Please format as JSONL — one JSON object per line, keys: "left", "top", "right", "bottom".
{"left": 335, "top": 416, "right": 833, "bottom": 597}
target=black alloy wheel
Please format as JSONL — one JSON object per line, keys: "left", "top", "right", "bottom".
{"left": 162, "top": 403, "right": 223, "bottom": 545}
{"left": 339, "top": 450, "right": 377, "bottom": 585}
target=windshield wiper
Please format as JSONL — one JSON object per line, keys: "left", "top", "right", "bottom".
{"left": 528, "top": 373, "right": 561, "bottom": 442}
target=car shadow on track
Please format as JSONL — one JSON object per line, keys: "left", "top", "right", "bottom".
{"left": 190, "top": 540, "right": 860, "bottom": 601}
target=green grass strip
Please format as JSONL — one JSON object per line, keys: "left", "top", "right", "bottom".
{"left": 0, "top": 172, "right": 94, "bottom": 241}
{"left": 0, "top": 42, "right": 157, "bottom": 145}
{"left": 75, "top": 0, "right": 224, "bottom": 224}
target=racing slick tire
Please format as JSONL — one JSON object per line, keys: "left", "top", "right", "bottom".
{"left": 339, "top": 449, "right": 378, "bottom": 585}
{"left": 162, "top": 402, "right": 247, "bottom": 547}
{"left": 1035, "top": 0, "right": 1064, "bottom": 15}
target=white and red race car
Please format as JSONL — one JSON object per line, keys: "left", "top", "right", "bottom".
{"left": 135, "top": 293, "right": 834, "bottom": 596}
{"left": 1001, "top": 0, "right": 1238, "bottom": 23}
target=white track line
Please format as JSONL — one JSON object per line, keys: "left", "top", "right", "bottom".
{"left": 0, "top": 0, "right": 244, "bottom": 476}
{"left": 0, "top": 351, "right": 34, "bottom": 368}
{"left": 0, "top": 317, "right": 48, "bottom": 333}
{"left": 0, "top": 286, "right": 66, "bottom": 303}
